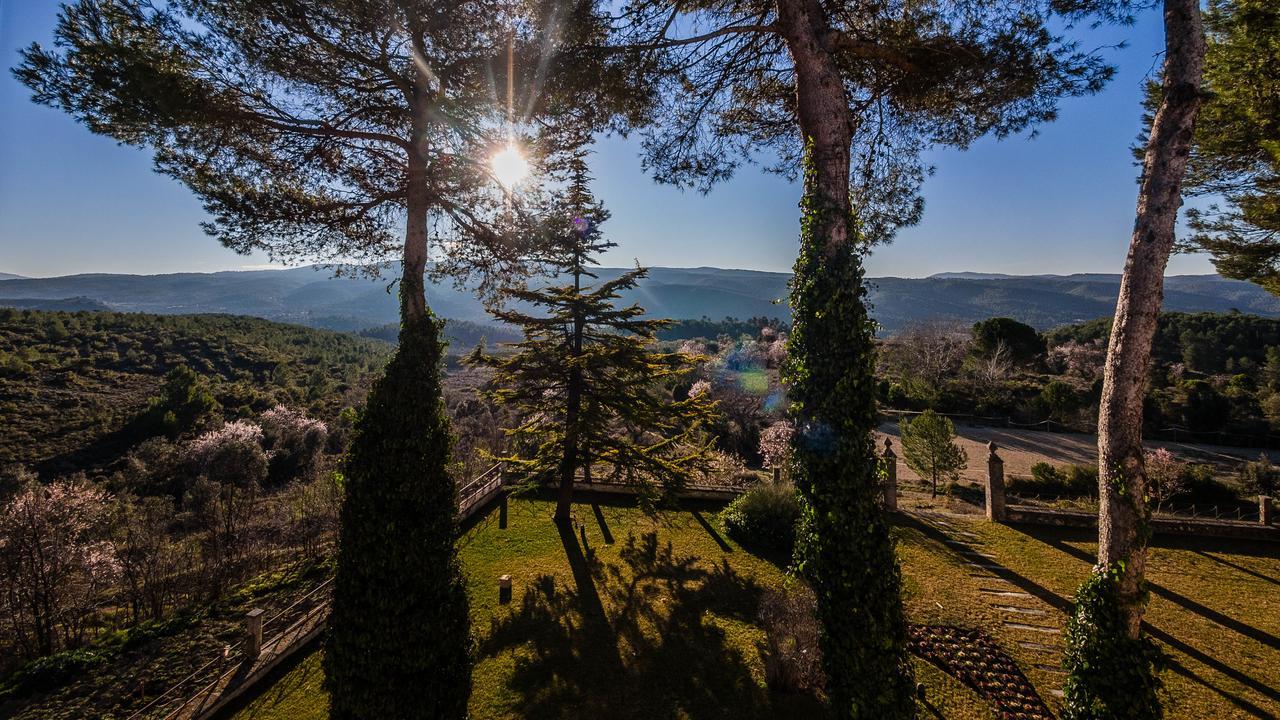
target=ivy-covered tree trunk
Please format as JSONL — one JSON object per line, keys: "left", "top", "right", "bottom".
{"left": 777, "top": 1, "right": 915, "bottom": 716}
{"left": 325, "top": 315, "right": 472, "bottom": 720}
{"left": 1066, "top": 1, "right": 1204, "bottom": 717}
{"left": 324, "top": 56, "right": 473, "bottom": 714}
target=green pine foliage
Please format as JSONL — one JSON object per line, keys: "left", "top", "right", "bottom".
{"left": 783, "top": 155, "right": 914, "bottom": 718}
{"left": 1183, "top": 0, "right": 1280, "bottom": 293}
{"left": 1063, "top": 567, "right": 1164, "bottom": 720}
{"left": 325, "top": 315, "right": 471, "bottom": 720}
{"left": 899, "top": 410, "right": 968, "bottom": 497}
{"left": 471, "top": 149, "right": 716, "bottom": 523}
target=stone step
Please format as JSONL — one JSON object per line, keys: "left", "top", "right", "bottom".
{"left": 1034, "top": 664, "right": 1067, "bottom": 674}
{"left": 1050, "top": 690, "right": 1065, "bottom": 698}
{"left": 960, "top": 550, "right": 998, "bottom": 559}
{"left": 980, "top": 589, "right": 1031, "bottom": 598}
{"left": 1018, "top": 640, "right": 1060, "bottom": 653}
{"left": 1005, "top": 622, "right": 1061, "bottom": 635}
{"left": 996, "top": 605, "right": 1048, "bottom": 616}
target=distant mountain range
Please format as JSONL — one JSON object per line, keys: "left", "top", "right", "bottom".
{"left": 2, "top": 265, "right": 1278, "bottom": 333}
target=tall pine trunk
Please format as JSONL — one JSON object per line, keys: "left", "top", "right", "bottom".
{"left": 402, "top": 140, "right": 430, "bottom": 322}
{"left": 1064, "top": 3, "right": 1204, "bottom": 717}
{"left": 327, "top": 104, "right": 473, "bottom": 718}
{"left": 776, "top": 0, "right": 914, "bottom": 716}
{"left": 1097, "top": 0, "right": 1204, "bottom": 638}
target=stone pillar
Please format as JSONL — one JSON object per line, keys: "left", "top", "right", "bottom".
{"left": 882, "top": 437, "right": 898, "bottom": 513}
{"left": 245, "top": 608, "right": 264, "bottom": 658}
{"left": 1261, "top": 495, "right": 1273, "bottom": 526}
{"left": 499, "top": 574, "right": 513, "bottom": 604}
{"left": 985, "top": 441, "right": 1006, "bottom": 522}
{"left": 772, "top": 466, "right": 782, "bottom": 485}
{"left": 499, "top": 494, "right": 508, "bottom": 529}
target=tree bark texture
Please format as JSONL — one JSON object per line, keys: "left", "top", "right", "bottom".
{"left": 401, "top": 92, "right": 431, "bottom": 323}
{"left": 776, "top": 0, "right": 853, "bottom": 256}
{"left": 1097, "top": 0, "right": 1204, "bottom": 639}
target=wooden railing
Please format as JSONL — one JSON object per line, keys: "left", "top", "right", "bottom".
{"left": 130, "top": 463, "right": 507, "bottom": 720}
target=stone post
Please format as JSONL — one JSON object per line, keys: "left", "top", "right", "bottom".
{"left": 772, "top": 466, "right": 782, "bottom": 485}
{"left": 881, "top": 438, "right": 898, "bottom": 513}
{"left": 499, "top": 574, "right": 513, "bottom": 604}
{"left": 245, "top": 608, "right": 264, "bottom": 658}
{"left": 985, "top": 441, "right": 1006, "bottom": 522}
{"left": 499, "top": 494, "right": 508, "bottom": 529}
{"left": 1261, "top": 495, "right": 1273, "bottom": 526}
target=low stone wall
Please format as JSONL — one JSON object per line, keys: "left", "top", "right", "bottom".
{"left": 1006, "top": 506, "right": 1280, "bottom": 542}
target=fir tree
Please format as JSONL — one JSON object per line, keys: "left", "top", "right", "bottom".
{"left": 471, "top": 143, "right": 716, "bottom": 525}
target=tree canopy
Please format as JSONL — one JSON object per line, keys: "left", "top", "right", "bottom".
{"left": 610, "top": 0, "right": 1113, "bottom": 243}
{"left": 13, "top": 0, "right": 637, "bottom": 316}
{"left": 900, "top": 410, "right": 967, "bottom": 497}
{"left": 1182, "top": 0, "right": 1280, "bottom": 293}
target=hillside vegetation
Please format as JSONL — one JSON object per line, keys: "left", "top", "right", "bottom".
{"left": 0, "top": 309, "right": 387, "bottom": 475}
{"left": 5, "top": 267, "right": 1280, "bottom": 332}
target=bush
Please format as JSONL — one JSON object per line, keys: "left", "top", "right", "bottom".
{"left": 721, "top": 482, "right": 801, "bottom": 556}
{"left": 1030, "top": 461, "right": 1064, "bottom": 486}
{"left": 1183, "top": 464, "right": 1240, "bottom": 503}
{"left": 759, "top": 582, "right": 825, "bottom": 693}
{"left": 1009, "top": 463, "right": 1097, "bottom": 497}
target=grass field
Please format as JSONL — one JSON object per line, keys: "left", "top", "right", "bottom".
{"left": 225, "top": 494, "right": 1280, "bottom": 720}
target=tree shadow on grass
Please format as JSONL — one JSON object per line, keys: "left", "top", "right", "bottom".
{"left": 479, "top": 525, "right": 827, "bottom": 719}
{"left": 1003, "top": 523, "right": 1280, "bottom": 708}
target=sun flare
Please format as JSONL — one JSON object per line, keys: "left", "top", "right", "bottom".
{"left": 490, "top": 142, "right": 529, "bottom": 189}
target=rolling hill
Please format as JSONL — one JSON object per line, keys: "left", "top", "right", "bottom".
{"left": 2, "top": 265, "right": 1278, "bottom": 333}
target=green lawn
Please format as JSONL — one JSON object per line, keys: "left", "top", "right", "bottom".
{"left": 893, "top": 496, "right": 1280, "bottom": 719}
{"left": 227, "top": 496, "right": 990, "bottom": 719}
{"left": 226, "top": 495, "right": 1280, "bottom": 720}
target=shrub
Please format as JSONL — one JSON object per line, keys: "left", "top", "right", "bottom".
{"left": 1238, "top": 454, "right": 1278, "bottom": 497}
{"left": 259, "top": 405, "right": 328, "bottom": 485}
{"left": 1009, "top": 463, "right": 1097, "bottom": 497}
{"left": 721, "top": 482, "right": 801, "bottom": 556}
{"left": 1031, "top": 461, "right": 1064, "bottom": 486}
{"left": 759, "top": 582, "right": 825, "bottom": 693}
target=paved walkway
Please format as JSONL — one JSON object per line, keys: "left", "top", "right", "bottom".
{"left": 906, "top": 508, "right": 1068, "bottom": 702}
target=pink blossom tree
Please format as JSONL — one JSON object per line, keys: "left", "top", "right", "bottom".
{"left": 0, "top": 475, "right": 118, "bottom": 657}
{"left": 760, "top": 421, "right": 796, "bottom": 473}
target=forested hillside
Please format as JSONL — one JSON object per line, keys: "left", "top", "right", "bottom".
{"left": 0, "top": 309, "right": 388, "bottom": 476}
{"left": 5, "top": 266, "right": 1280, "bottom": 332}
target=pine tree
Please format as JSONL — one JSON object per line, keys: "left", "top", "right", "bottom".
{"left": 607, "top": 3, "right": 1114, "bottom": 713}
{"left": 1182, "top": 0, "right": 1280, "bottom": 292}
{"left": 471, "top": 143, "right": 716, "bottom": 525}
{"left": 900, "top": 410, "right": 968, "bottom": 497}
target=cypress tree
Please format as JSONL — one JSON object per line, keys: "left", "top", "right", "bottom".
{"left": 325, "top": 314, "right": 471, "bottom": 719}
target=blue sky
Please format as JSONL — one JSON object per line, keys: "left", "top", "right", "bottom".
{"left": 0, "top": 1, "right": 1216, "bottom": 279}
